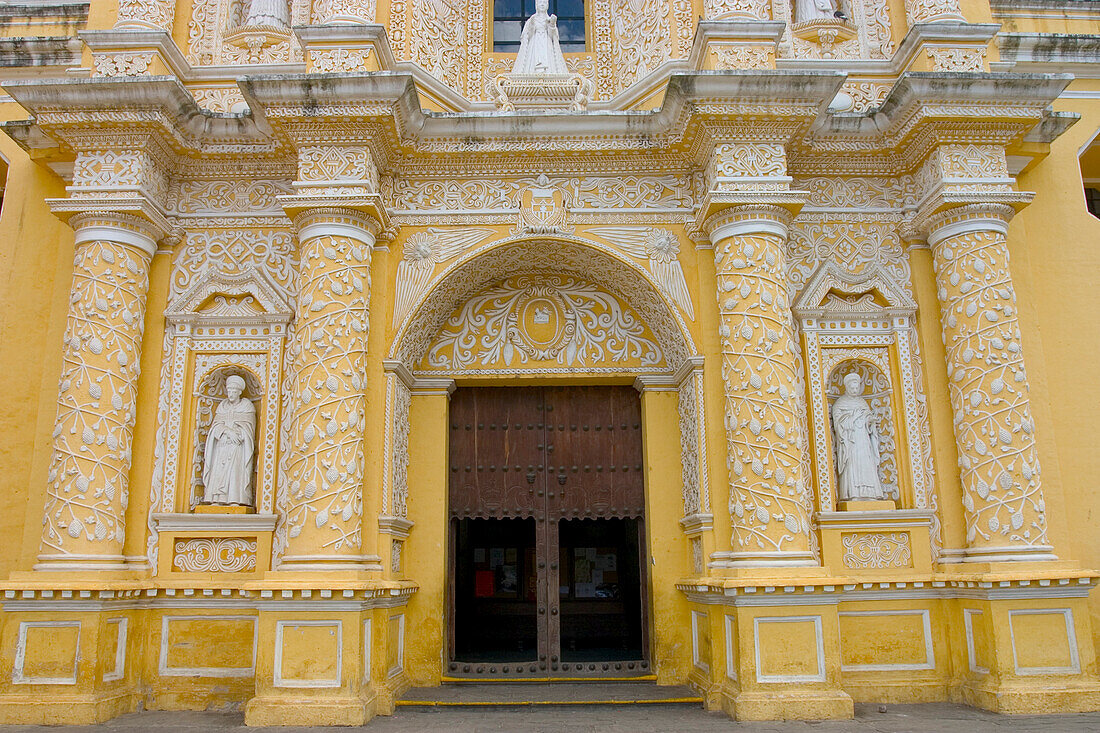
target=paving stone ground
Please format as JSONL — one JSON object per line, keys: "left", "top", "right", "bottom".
{"left": 1, "top": 703, "right": 1100, "bottom": 733}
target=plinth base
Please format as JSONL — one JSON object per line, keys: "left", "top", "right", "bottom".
{"left": 724, "top": 689, "right": 853, "bottom": 721}
{"left": 194, "top": 503, "right": 254, "bottom": 514}
{"left": 244, "top": 694, "right": 376, "bottom": 727}
{"left": 837, "top": 499, "right": 896, "bottom": 512}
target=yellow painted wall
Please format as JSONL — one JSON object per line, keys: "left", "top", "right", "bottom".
{"left": 1012, "top": 83, "right": 1100, "bottom": 652}
{"left": 0, "top": 123, "right": 72, "bottom": 576}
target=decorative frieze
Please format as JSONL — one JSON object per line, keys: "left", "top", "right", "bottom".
{"left": 172, "top": 537, "right": 258, "bottom": 572}
{"left": 841, "top": 532, "right": 913, "bottom": 569}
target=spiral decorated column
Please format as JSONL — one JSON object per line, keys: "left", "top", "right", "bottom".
{"left": 279, "top": 208, "right": 380, "bottom": 571}
{"left": 705, "top": 206, "right": 815, "bottom": 566}
{"left": 926, "top": 204, "right": 1053, "bottom": 562}
{"left": 37, "top": 212, "right": 161, "bottom": 570}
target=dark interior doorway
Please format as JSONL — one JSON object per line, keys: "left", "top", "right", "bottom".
{"left": 447, "top": 386, "right": 649, "bottom": 678}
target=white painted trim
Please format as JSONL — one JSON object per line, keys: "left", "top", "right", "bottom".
{"left": 1061, "top": 90, "right": 1100, "bottom": 100}
{"left": 839, "top": 610, "right": 935, "bottom": 672}
{"left": 963, "top": 608, "right": 990, "bottom": 675}
{"left": 158, "top": 615, "right": 257, "bottom": 678}
{"left": 274, "top": 619, "right": 343, "bottom": 689}
{"left": 363, "top": 618, "right": 372, "bottom": 683}
{"left": 73, "top": 224, "right": 157, "bottom": 257}
{"left": 388, "top": 613, "right": 405, "bottom": 678}
{"left": 927, "top": 217, "right": 1009, "bottom": 248}
{"left": 691, "top": 610, "right": 709, "bottom": 673}
{"left": 152, "top": 512, "right": 278, "bottom": 532}
{"left": 709, "top": 550, "right": 818, "bottom": 568}
{"left": 13, "top": 621, "right": 81, "bottom": 685}
{"left": 753, "top": 615, "right": 826, "bottom": 684}
{"left": 709, "top": 218, "right": 789, "bottom": 243}
{"left": 297, "top": 221, "right": 377, "bottom": 247}
{"left": 103, "top": 617, "right": 128, "bottom": 682}
{"left": 1009, "top": 608, "right": 1081, "bottom": 676}
{"left": 725, "top": 614, "right": 737, "bottom": 681}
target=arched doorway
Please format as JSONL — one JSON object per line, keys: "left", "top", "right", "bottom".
{"left": 386, "top": 237, "right": 699, "bottom": 680}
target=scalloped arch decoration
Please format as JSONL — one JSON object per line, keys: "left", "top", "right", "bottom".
{"left": 389, "top": 237, "right": 697, "bottom": 374}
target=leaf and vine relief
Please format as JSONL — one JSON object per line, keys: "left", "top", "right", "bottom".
{"left": 420, "top": 274, "right": 664, "bottom": 374}
{"left": 826, "top": 359, "right": 899, "bottom": 502}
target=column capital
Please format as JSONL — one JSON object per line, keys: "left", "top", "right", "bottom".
{"left": 48, "top": 198, "right": 170, "bottom": 256}
{"left": 289, "top": 205, "right": 384, "bottom": 246}
{"left": 700, "top": 200, "right": 803, "bottom": 243}
{"left": 915, "top": 201, "right": 1028, "bottom": 248}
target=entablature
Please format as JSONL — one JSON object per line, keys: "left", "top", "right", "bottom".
{"left": 0, "top": 65, "right": 1075, "bottom": 209}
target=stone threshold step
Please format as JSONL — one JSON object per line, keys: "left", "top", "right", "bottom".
{"left": 398, "top": 682, "right": 702, "bottom": 707}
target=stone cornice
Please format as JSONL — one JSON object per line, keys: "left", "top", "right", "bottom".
{"left": 0, "top": 68, "right": 1077, "bottom": 180}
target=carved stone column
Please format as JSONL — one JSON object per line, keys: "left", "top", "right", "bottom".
{"left": 114, "top": 0, "right": 176, "bottom": 31}
{"left": 903, "top": 0, "right": 965, "bottom": 24}
{"left": 706, "top": 207, "right": 815, "bottom": 566}
{"left": 924, "top": 204, "right": 1054, "bottom": 562}
{"left": 279, "top": 208, "right": 381, "bottom": 571}
{"left": 315, "top": 0, "right": 376, "bottom": 24}
{"left": 703, "top": 0, "right": 770, "bottom": 21}
{"left": 36, "top": 212, "right": 163, "bottom": 570}
{"left": 699, "top": 142, "right": 814, "bottom": 567}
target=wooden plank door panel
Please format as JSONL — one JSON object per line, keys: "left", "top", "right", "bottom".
{"left": 546, "top": 385, "right": 645, "bottom": 520}
{"left": 449, "top": 388, "right": 545, "bottom": 519}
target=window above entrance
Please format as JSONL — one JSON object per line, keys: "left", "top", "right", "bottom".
{"left": 493, "top": 0, "right": 586, "bottom": 53}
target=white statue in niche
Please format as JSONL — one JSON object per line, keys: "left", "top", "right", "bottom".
{"left": 796, "top": 0, "right": 842, "bottom": 22}
{"left": 201, "top": 375, "right": 256, "bottom": 506}
{"left": 243, "top": 0, "right": 289, "bottom": 28}
{"left": 512, "top": 0, "right": 570, "bottom": 75}
{"left": 831, "top": 372, "right": 886, "bottom": 502}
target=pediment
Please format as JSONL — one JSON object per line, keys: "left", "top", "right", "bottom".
{"left": 166, "top": 267, "right": 293, "bottom": 325}
{"left": 793, "top": 261, "right": 916, "bottom": 317}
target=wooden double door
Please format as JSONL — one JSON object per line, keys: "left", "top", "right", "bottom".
{"left": 447, "top": 386, "right": 649, "bottom": 678}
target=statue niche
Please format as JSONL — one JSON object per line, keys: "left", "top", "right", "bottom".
{"left": 193, "top": 368, "right": 262, "bottom": 510}
{"left": 831, "top": 372, "right": 884, "bottom": 502}
{"left": 791, "top": 0, "right": 856, "bottom": 59}
{"left": 827, "top": 361, "right": 899, "bottom": 507}
{"left": 795, "top": 0, "right": 844, "bottom": 22}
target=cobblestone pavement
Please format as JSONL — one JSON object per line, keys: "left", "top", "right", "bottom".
{"left": 2, "top": 704, "right": 1100, "bottom": 732}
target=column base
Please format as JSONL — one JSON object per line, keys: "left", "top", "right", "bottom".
{"left": 244, "top": 694, "right": 377, "bottom": 726}
{"left": 723, "top": 689, "right": 853, "bottom": 721}
{"left": 952, "top": 679, "right": 1100, "bottom": 715}
{"left": 0, "top": 690, "right": 138, "bottom": 725}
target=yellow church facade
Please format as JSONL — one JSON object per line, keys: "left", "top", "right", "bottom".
{"left": 0, "top": 0, "right": 1099, "bottom": 725}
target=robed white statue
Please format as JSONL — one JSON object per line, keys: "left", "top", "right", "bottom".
{"left": 244, "top": 0, "right": 289, "bottom": 27}
{"left": 796, "top": 0, "right": 839, "bottom": 22}
{"left": 512, "top": 0, "right": 570, "bottom": 75}
{"left": 831, "top": 372, "right": 886, "bottom": 502}
{"left": 202, "top": 375, "right": 256, "bottom": 506}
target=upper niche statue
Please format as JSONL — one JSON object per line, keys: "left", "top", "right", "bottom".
{"left": 796, "top": 0, "right": 840, "bottom": 22}
{"left": 244, "top": 0, "right": 289, "bottom": 27}
{"left": 831, "top": 372, "right": 886, "bottom": 503}
{"left": 202, "top": 375, "right": 256, "bottom": 506}
{"left": 512, "top": 0, "right": 570, "bottom": 75}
